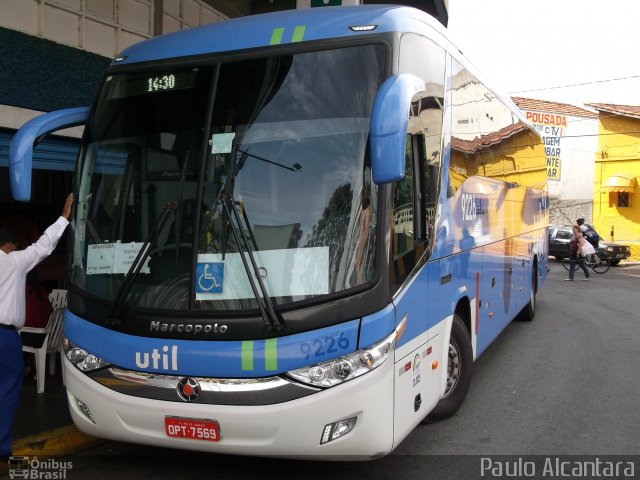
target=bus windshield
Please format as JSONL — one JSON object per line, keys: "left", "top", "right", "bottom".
{"left": 69, "top": 44, "right": 385, "bottom": 315}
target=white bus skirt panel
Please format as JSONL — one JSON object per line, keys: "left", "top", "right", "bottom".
{"left": 63, "top": 354, "right": 396, "bottom": 460}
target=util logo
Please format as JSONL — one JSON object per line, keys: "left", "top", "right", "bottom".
{"left": 135, "top": 345, "right": 178, "bottom": 371}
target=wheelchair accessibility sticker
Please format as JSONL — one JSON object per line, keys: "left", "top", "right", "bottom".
{"left": 196, "top": 262, "right": 224, "bottom": 293}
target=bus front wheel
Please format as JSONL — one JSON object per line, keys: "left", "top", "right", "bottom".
{"left": 423, "top": 313, "right": 473, "bottom": 423}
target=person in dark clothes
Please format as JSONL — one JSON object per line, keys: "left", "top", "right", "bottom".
{"left": 565, "top": 224, "right": 591, "bottom": 281}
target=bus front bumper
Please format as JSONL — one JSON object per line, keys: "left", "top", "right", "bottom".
{"left": 63, "top": 355, "right": 396, "bottom": 459}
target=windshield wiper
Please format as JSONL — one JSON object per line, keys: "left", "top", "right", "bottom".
{"left": 223, "top": 194, "right": 282, "bottom": 332}
{"left": 236, "top": 148, "right": 302, "bottom": 172}
{"left": 213, "top": 147, "right": 283, "bottom": 332}
{"left": 107, "top": 201, "right": 177, "bottom": 325}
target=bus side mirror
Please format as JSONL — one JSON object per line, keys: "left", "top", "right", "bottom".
{"left": 370, "top": 74, "right": 423, "bottom": 185}
{"left": 9, "top": 107, "right": 90, "bottom": 201}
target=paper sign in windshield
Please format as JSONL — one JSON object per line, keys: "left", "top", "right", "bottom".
{"left": 195, "top": 247, "right": 329, "bottom": 300}
{"left": 87, "top": 242, "right": 150, "bottom": 275}
{"left": 210, "top": 132, "right": 235, "bottom": 154}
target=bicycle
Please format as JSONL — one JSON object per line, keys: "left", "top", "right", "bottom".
{"left": 562, "top": 253, "right": 610, "bottom": 274}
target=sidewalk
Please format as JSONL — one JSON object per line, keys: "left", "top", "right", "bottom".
{"left": 11, "top": 360, "right": 101, "bottom": 457}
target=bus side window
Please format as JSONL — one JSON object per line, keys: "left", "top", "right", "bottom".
{"left": 391, "top": 132, "right": 428, "bottom": 291}
{"left": 450, "top": 57, "right": 481, "bottom": 196}
{"left": 392, "top": 135, "right": 416, "bottom": 259}
{"left": 399, "top": 32, "right": 444, "bottom": 242}
{"left": 391, "top": 34, "right": 446, "bottom": 291}
{"left": 415, "top": 95, "right": 443, "bottom": 242}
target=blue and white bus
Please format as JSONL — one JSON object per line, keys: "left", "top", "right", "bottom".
{"left": 9, "top": 5, "right": 548, "bottom": 458}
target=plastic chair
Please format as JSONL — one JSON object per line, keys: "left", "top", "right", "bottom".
{"left": 21, "top": 308, "right": 65, "bottom": 394}
{"left": 48, "top": 289, "right": 68, "bottom": 309}
{"left": 47, "top": 289, "right": 68, "bottom": 386}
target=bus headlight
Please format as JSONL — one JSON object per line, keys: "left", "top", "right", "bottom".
{"left": 63, "top": 339, "right": 111, "bottom": 372}
{"left": 286, "top": 326, "right": 399, "bottom": 388}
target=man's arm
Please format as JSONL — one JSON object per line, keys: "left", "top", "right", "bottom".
{"left": 11, "top": 193, "right": 74, "bottom": 272}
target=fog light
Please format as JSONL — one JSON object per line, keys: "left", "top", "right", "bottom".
{"left": 76, "top": 399, "right": 95, "bottom": 424}
{"left": 320, "top": 417, "right": 357, "bottom": 444}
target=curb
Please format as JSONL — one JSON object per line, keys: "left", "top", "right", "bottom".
{"left": 12, "top": 425, "right": 102, "bottom": 457}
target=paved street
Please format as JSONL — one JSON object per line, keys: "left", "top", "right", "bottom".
{"left": 22, "top": 261, "right": 640, "bottom": 479}
{"left": 397, "top": 260, "right": 640, "bottom": 456}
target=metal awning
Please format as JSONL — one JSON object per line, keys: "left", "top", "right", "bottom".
{"left": 0, "top": 129, "right": 79, "bottom": 172}
{"left": 602, "top": 173, "right": 635, "bottom": 193}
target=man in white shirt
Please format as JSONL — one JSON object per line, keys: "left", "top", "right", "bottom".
{"left": 0, "top": 193, "right": 73, "bottom": 461}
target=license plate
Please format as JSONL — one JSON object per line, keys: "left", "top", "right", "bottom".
{"left": 616, "top": 254, "right": 625, "bottom": 258}
{"left": 165, "top": 417, "right": 220, "bottom": 442}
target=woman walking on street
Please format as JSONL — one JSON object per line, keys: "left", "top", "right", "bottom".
{"left": 565, "top": 224, "right": 591, "bottom": 281}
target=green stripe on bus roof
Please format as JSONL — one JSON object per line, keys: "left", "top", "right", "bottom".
{"left": 291, "top": 26, "right": 306, "bottom": 42}
{"left": 269, "top": 28, "right": 285, "bottom": 45}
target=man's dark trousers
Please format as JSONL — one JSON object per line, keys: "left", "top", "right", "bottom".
{"left": 0, "top": 328, "right": 23, "bottom": 458}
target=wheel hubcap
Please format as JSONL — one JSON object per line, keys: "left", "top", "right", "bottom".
{"left": 444, "top": 338, "right": 461, "bottom": 398}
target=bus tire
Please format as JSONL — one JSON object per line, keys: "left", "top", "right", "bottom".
{"left": 517, "top": 263, "right": 537, "bottom": 322}
{"left": 423, "top": 313, "right": 472, "bottom": 423}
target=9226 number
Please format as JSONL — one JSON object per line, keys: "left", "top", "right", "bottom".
{"left": 299, "top": 332, "right": 350, "bottom": 360}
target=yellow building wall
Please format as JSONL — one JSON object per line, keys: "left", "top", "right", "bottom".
{"left": 593, "top": 114, "right": 640, "bottom": 260}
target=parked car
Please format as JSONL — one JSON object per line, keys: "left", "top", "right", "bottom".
{"left": 598, "top": 240, "right": 632, "bottom": 265}
{"left": 548, "top": 225, "right": 631, "bottom": 265}
{"left": 548, "top": 225, "right": 572, "bottom": 260}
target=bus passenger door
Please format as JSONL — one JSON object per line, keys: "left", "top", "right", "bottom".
{"left": 390, "top": 132, "right": 442, "bottom": 445}
{"left": 391, "top": 36, "right": 446, "bottom": 444}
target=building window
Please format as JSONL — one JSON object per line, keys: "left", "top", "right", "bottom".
{"left": 617, "top": 192, "right": 630, "bottom": 208}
